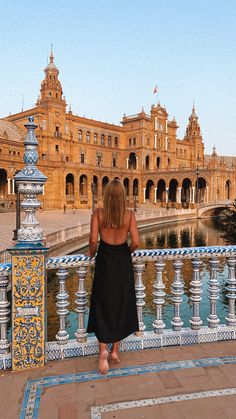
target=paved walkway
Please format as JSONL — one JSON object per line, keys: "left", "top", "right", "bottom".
{"left": 2, "top": 341, "right": 236, "bottom": 418}
{"left": 0, "top": 203, "right": 172, "bottom": 253}
{"left": 0, "top": 208, "right": 93, "bottom": 252}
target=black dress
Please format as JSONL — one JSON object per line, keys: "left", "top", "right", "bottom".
{"left": 87, "top": 239, "right": 139, "bottom": 343}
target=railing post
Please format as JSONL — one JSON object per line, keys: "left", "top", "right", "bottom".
{"left": 8, "top": 117, "right": 48, "bottom": 371}
{"left": 189, "top": 257, "right": 203, "bottom": 330}
{"left": 133, "top": 262, "right": 146, "bottom": 335}
{"left": 55, "top": 267, "right": 69, "bottom": 344}
{"left": 171, "top": 259, "right": 184, "bottom": 331}
{"left": 0, "top": 270, "right": 10, "bottom": 354}
{"left": 152, "top": 260, "right": 166, "bottom": 334}
{"left": 75, "top": 265, "right": 88, "bottom": 343}
{"left": 225, "top": 256, "right": 236, "bottom": 326}
{"left": 207, "top": 257, "right": 220, "bottom": 328}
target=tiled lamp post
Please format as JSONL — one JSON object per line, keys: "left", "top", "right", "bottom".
{"left": 8, "top": 117, "right": 47, "bottom": 371}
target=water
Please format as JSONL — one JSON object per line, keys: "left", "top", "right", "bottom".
{"left": 47, "top": 218, "right": 234, "bottom": 341}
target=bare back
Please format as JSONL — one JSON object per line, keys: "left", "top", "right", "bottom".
{"left": 99, "top": 208, "right": 132, "bottom": 244}
{"left": 88, "top": 207, "right": 139, "bottom": 256}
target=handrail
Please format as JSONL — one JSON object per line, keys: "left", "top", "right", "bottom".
{"left": 1, "top": 245, "right": 236, "bottom": 272}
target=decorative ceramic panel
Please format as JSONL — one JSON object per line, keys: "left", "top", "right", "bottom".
{"left": 12, "top": 254, "right": 45, "bottom": 370}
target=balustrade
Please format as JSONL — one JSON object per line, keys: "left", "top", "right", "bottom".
{"left": 55, "top": 267, "right": 69, "bottom": 344}
{"left": 1, "top": 245, "right": 236, "bottom": 369}
{"left": 75, "top": 265, "right": 88, "bottom": 343}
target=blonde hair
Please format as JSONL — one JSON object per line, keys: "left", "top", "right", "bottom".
{"left": 103, "top": 179, "right": 126, "bottom": 228}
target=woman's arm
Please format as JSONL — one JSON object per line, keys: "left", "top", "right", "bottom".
{"left": 88, "top": 208, "right": 99, "bottom": 256}
{"left": 129, "top": 211, "right": 140, "bottom": 253}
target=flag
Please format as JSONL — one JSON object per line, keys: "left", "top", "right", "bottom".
{"left": 153, "top": 85, "right": 158, "bottom": 94}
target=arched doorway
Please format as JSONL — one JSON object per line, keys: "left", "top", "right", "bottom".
{"left": 66, "top": 173, "right": 74, "bottom": 201}
{"left": 128, "top": 153, "right": 137, "bottom": 170}
{"left": 225, "top": 180, "right": 231, "bottom": 200}
{"left": 93, "top": 175, "right": 98, "bottom": 201}
{"left": 182, "top": 178, "right": 192, "bottom": 207}
{"left": 102, "top": 176, "right": 109, "bottom": 196}
{"left": 146, "top": 179, "right": 154, "bottom": 201}
{"left": 196, "top": 177, "right": 206, "bottom": 203}
{"left": 123, "top": 178, "right": 129, "bottom": 197}
{"left": 169, "top": 179, "right": 178, "bottom": 206}
{"left": 145, "top": 155, "right": 150, "bottom": 170}
{"left": 0, "top": 169, "right": 7, "bottom": 198}
{"left": 133, "top": 178, "right": 139, "bottom": 196}
{"left": 79, "top": 174, "right": 87, "bottom": 198}
{"left": 157, "top": 179, "right": 166, "bottom": 205}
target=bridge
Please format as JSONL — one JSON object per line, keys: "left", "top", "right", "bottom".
{"left": 197, "top": 201, "right": 231, "bottom": 217}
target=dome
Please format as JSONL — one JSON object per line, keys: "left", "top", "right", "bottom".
{"left": 0, "top": 119, "right": 25, "bottom": 142}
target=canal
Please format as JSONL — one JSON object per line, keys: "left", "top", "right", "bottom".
{"left": 47, "top": 217, "right": 233, "bottom": 341}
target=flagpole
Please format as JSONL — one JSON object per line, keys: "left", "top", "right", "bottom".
{"left": 153, "top": 84, "right": 158, "bottom": 106}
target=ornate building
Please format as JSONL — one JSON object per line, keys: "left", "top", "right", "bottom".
{"left": 0, "top": 50, "right": 235, "bottom": 211}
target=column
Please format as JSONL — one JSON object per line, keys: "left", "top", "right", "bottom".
{"left": 8, "top": 117, "right": 47, "bottom": 371}
{"left": 192, "top": 186, "right": 195, "bottom": 203}
{"left": 7, "top": 179, "right": 11, "bottom": 194}
{"left": 136, "top": 156, "right": 138, "bottom": 170}
{"left": 12, "top": 179, "right": 15, "bottom": 194}
{"left": 154, "top": 187, "right": 157, "bottom": 204}
{"left": 126, "top": 158, "right": 129, "bottom": 169}
{"left": 154, "top": 116, "right": 158, "bottom": 130}
{"left": 143, "top": 188, "right": 146, "bottom": 203}
{"left": 177, "top": 187, "right": 182, "bottom": 203}
{"left": 206, "top": 186, "right": 209, "bottom": 203}
{"left": 165, "top": 188, "right": 169, "bottom": 203}
{"left": 154, "top": 134, "right": 157, "bottom": 148}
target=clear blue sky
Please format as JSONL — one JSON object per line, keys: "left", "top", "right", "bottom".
{"left": 0, "top": 0, "right": 236, "bottom": 155}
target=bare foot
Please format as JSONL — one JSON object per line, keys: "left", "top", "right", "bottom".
{"left": 110, "top": 352, "right": 120, "bottom": 364}
{"left": 98, "top": 350, "right": 109, "bottom": 374}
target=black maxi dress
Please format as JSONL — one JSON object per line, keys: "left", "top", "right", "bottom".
{"left": 87, "top": 239, "right": 139, "bottom": 343}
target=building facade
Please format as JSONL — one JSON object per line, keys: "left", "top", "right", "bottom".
{"left": 0, "top": 51, "right": 235, "bottom": 211}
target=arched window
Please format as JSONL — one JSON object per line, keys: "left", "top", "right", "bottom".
{"left": 78, "top": 129, "right": 82, "bottom": 142}
{"left": 114, "top": 136, "right": 118, "bottom": 147}
{"left": 108, "top": 135, "right": 112, "bottom": 146}
{"left": 86, "top": 131, "right": 90, "bottom": 143}
{"left": 94, "top": 133, "right": 98, "bottom": 143}
{"left": 101, "top": 134, "right": 105, "bottom": 145}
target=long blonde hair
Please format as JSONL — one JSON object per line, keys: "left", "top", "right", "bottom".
{"left": 102, "top": 179, "right": 126, "bottom": 228}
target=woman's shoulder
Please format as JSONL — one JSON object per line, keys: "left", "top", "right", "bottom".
{"left": 126, "top": 209, "right": 136, "bottom": 217}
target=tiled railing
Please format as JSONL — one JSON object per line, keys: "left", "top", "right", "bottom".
{"left": 1, "top": 245, "right": 236, "bottom": 369}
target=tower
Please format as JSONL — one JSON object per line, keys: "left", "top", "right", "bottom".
{"left": 184, "top": 105, "right": 202, "bottom": 140}
{"left": 36, "top": 47, "right": 66, "bottom": 110}
{"left": 184, "top": 105, "right": 204, "bottom": 165}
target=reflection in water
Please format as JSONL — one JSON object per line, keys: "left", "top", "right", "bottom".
{"left": 47, "top": 218, "right": 232, "bottom": 341}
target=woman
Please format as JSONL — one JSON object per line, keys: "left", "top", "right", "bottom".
{"left": 87, "top": 179, "right": 140, "bottom": 374}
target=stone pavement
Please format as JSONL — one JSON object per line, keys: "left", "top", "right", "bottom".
{"left": 0, "top": 208, "right": 93, "bottom": 252}
{"left": 0, "top": 203, "right": 169, "bottom": 253}
{"left": 2, "top": 340, "right": 236, "bottom": 418}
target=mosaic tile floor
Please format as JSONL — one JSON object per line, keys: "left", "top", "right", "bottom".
{"left": 20, "top": 355, "right": 236, "bottom": 419}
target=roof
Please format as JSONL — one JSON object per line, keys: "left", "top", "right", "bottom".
{"left": 0, "top": 119, "right": 25, "bottom": 143}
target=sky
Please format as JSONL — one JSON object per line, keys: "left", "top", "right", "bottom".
{"left": 0, "top": 0, "right": 236, "bottom": 155}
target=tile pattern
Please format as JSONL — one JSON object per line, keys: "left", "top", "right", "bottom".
{"left": 1, "top": 326, "right": 236, "bottom": 370}
{"left": 46, "top": 244, "right": 236, "bottom": 269}
{"left": 91, "top": 387, "right": 236, "bottom": 418}
{"left": 46, "top": 326, "right": 236, "bottom": 362}
{"left": 11, "top": 253, "right": 46, "bottom": 371}
{"left": 20, "top": 355, "right": 236, "bottom": 419}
